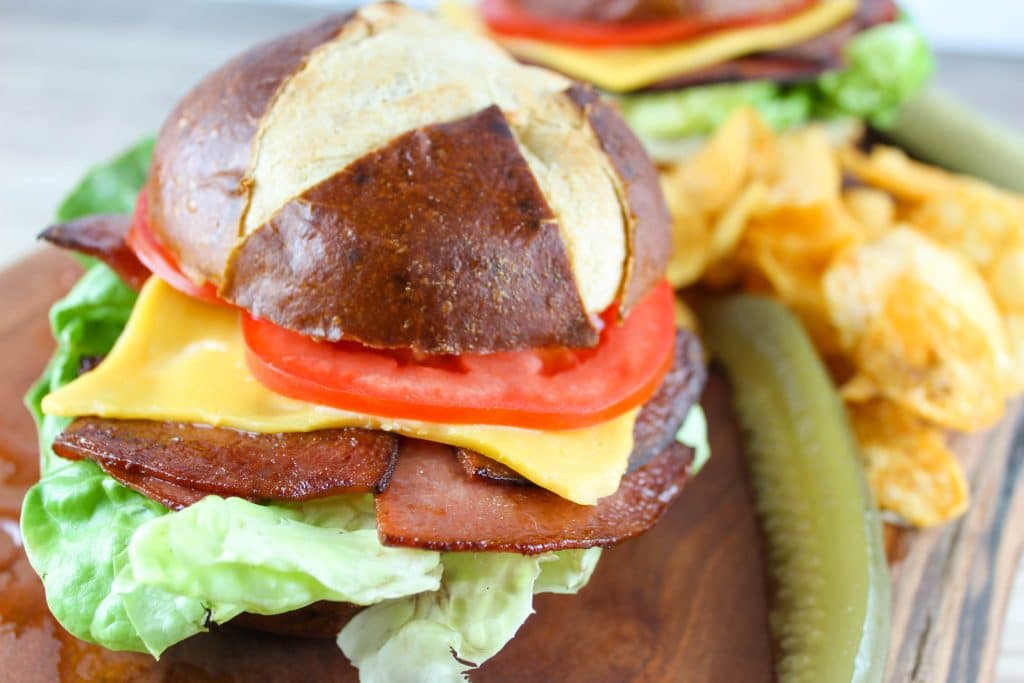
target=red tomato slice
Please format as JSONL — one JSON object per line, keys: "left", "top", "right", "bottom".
{"left": 480, "top": 0, "right": 815, "bottom": 48}
{"left": 125, "top": 191, "right": 224, "bottom": 305}
{"left": 244, "top": 282, "right": 677, "bottom": 430}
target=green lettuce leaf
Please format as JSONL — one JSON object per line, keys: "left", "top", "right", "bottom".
{"left": 56, "top": 137, "right": 153, "bottom": 222}
{"left": 22, "top": 462, "right": 445, "bottom": 656}
{"left": 339, "top": 549, "right": 602, "bottom": 682}
{"left": 620, "top": 81, "right": 813, "bottom": 141}
{"left": 816, "top": 21, "right": 934, "bottom": 128}
{"left": 19, "top": 459, "right": 214, "bottom": 655}
{"left": 677, "top": 404, "right": 711, "bottom": 475}
{"left": 128, "top": 495, "right": 443, "bottom": 615}
{"left": 620, "top": 20, "right": 933, "bottom": 141}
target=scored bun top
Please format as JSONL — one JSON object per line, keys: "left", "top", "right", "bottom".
{"left": 149, "top": 2, "right": 669, "bottom": 354}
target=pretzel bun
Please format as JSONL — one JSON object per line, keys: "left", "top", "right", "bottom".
{"left": 148, "top": 2, "right": 669, "bottom": 354}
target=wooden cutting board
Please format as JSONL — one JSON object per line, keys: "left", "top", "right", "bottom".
{"left": 0, "top": 251, "right": 1020, "bottom": 683}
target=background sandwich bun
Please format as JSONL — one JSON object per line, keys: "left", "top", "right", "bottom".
{"left": 147, "top": 2, "right": 671, "bottom": 354}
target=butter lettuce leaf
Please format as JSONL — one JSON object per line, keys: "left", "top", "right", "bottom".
{"left": 22, "top": 461, "right": 443, "bottom": 656}
{"left": 816, "top": 21, "right": 933, "bottom": 128}
{"left": 56, "top": 137, "right": 153, "bottom": 222}
{"left": 127, "top": 495, "right": 443, "bottom": 615}
{"left": 677, "top": 404, "right": 711, "bottom": 475}
{"left": 620, "top": 80, "right": 813, "bottom": 141}
{"left": 20, "top": 459, "right": 212, "bottom": 655}
{"left": 339, "top": 549, "right": 602, "bottom": 682}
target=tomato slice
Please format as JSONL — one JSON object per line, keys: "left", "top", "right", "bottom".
{"left": 480, "top": 0, "right": 815, "bottom": 48}
{"left": 125, "top": 191, "right": 224, "bottom": 305}
{"left": 244, "top": 282, "right": 677, "bottom": 430}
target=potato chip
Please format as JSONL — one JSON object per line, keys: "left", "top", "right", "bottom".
{"left": 843, "top": 187, "right": 895, "bottom": 240}
{"left": 760, "top": 126, "right": 840, "bottom": 212}
{"left": 655, "top": 107, "right": 1024, "bottom": 529}
{"left": 743, "top": 243, "right": 842, "bottom": 354}
{"left": 905, "top": 182, "right": 1024, "bottom": 276}
{"left": 991, "top": 248, "right": 1024, "bottom": 312}
{"left": 848, "top": 400, "right": 968, "bottom": 527}
{"left": 663, "top": 107, "right": 772, "bottom": 216}
{"left": 825, "top": 228, "right": 1015, "bottom": 430}
{"left": 1005, "top": 314, "right": 1024, "bottom": 393}
{"left": 708, "top": 181, "right": 764, "bottom": 262}
{"left": 662, "top": 176, "right": 712, "bottom": 289}
{"left": 840, "top": 145, "right": 958, "bottom": 202}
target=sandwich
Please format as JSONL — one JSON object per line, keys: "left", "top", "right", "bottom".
{"left": 442, "top": 0, "right": 934, "bottom": 160}
{"left": 22, "top": 3, "right": 709, "bottom": 680}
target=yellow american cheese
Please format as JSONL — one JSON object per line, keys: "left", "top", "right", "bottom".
{"left": 42, "top": 279, "right": 638, "bottom": 505}
{"left": 440, "top": 0, "right": 857, "bottom": 93}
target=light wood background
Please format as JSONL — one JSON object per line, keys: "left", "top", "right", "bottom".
{"left": 1, "top": 1, "right": 1022, "bottom": 680}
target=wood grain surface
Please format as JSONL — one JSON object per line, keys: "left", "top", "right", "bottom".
{"left": 0, "top": 250, "right": 1021, "bottom": 682}
{"left": 886, "top": 403, "right": 1024, "bottom": 683}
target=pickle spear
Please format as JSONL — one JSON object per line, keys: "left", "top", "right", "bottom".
{"left": 698, "top": 295, "right": 890, "bottom": 683}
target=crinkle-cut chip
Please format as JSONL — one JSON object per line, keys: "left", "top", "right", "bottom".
{"left": 825, "top": 228, "right": 1015, "bottom": 430}
{"left": 843, "top": 187, "right": 895, "bottom": 240}
{"left": 991, "top": 249, "right": 1024, "bottom": 312}
{"left": 662, "top": 175, "right": 711, "bottom": 288}
{"left": 847, "top": 400, "right": 968, "bottom": 528}
{"left": 744, "top": 202, "right": 862, "bottom": 269}
{"left": 742, "top": 245, "right": 842, "bottom": 355}
{"left": 840, "top": 145, "right": 960, "bottom": 202}
{"left": 904, "top": 183, "right": 1024, "bottom": 277}
{"left": 664, "top": 108, "right": 773, "bottom": 216}
{"left": 759, "top": 126, "right": 840, "bottom": 212}
{"left": 708, "top": 181, "right": 764, "bottom": 263}
{"left": 733, "top": 199, "right": 862, "bottom": 354}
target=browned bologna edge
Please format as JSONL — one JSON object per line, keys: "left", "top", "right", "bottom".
{"left": 53, "top": 419, "right": 400, "bottom": 501}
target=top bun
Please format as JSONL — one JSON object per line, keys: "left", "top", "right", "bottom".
{"left": 148, "top": 2, "right": 669, "bottom": 354}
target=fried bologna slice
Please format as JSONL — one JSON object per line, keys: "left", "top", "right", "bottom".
{"left": 81, "top": 434, "right": 693, "bottom": 554}
{"left": 95, "top": 463, "right": 205, "bottom": 510}
{"left": 53, "top": 421, "right": 399, "bottom": 501}
{"left": 376, "top": 439, "right": 693, "bottom": 555}
{"left": 39, "top": 214, "right": 150, "bottom": 289}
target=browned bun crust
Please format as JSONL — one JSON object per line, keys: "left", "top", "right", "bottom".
{"left": 222, "top": 105, "right": 599, "bottom": 353}
{"left": 564, "top": 85, "right": 670, "bottom": 316}
{"left": 148, "top": 14, "right": 351, "bottom": 284}
{"left": 148, "top": 3, "right": 671, "bottom": 353}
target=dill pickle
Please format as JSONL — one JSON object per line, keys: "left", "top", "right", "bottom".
{"left": 698, "top": 296, "right": 889, "bottom": 683}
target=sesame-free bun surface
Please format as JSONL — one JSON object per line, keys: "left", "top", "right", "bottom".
{"left": 149, "top": 2, "right": 669, "bottom": 353}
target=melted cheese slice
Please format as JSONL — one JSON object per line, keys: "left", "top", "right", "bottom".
{"left": 441, "top": 0, "right": 857, "bottom": 93}
{"left": 43, "top": 279, "right": 638, "bottom": 505}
